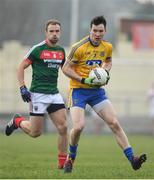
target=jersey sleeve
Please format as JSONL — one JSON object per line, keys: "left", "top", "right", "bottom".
{"left": 67, "top": 44, "right": 81, "bottom": 64}
{"left": 105, "top": 43, "right": 112, "bottom": 62}
{"left": 23, "top": 46, "right": 37, "bottom": 64}
{"left": 61, "top": 48, "right": 66, "bottom": 67}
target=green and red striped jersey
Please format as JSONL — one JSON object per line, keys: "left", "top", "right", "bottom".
{"left": 24, "top": 40, "right": 65, "bottom": 94}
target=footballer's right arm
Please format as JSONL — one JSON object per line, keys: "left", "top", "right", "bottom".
{"left": 17, "top": 59, "right": 31, "bottom": 87}
{"left": 62, "top": 59, "right": 82, "bottom": 83}
{"left": 62, "top": 59, "right": 95, "bottom": 86}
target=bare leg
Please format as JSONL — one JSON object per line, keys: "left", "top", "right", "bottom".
{"left": 49, "top": 108, "right": 68, "bottom": 154}
{"left": 69, "top": 107, "right": 85, "bottom": 145}
{"left": 5, "top": 114, "right": 44, "bottom": 138}
{"left": 97, "top": 101, "right": 130, "bottom": 149}
{"left": 63, "top": 107, "right": 85, "bottom": 173}
{"left": 49, "top": 108, "right": 68, "bottom": 168}
{"left": 20, "top": 116, "right": 44, "bottom": 138}
{"left": 96, "top": 100, "right": 147, "bottom": 170}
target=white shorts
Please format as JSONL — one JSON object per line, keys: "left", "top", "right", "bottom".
{"left": 29, "top": 92, "right": 65, "bottom": 115}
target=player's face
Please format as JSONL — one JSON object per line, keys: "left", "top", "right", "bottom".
{"left": 90, "top": 24, "right": 106, "bottom": 45}
{"left": 45, "top": 24, "right": 61, "bottom": 45}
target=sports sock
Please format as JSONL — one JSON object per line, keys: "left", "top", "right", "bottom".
{"left": 58, "top": 153, "right": 67, "bottom": 168}
{"left": 15, "top": 116, "right": 25, "bottom": 127}
{"left": 124, "top": 147, "right": 134, "bottom": 162}
{"left": 68, "top": 144, "right": 78, "bottom": 160}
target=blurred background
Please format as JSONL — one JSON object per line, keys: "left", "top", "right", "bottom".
{"left": 0, "top": 0, "right": 154, "bottom": 135}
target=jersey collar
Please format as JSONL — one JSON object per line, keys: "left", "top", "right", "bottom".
{"left": 88, "top": 36, "right": 100, "bottom": 47}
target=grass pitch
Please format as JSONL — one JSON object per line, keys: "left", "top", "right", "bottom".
{"left": 0, "top": 133, "right": 153, "bottom": 179}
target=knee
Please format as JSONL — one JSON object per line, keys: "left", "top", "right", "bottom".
{"left": 74, "top": 125, "right": 84, "bottom": 134}
{"left": 30, "top": 131, "right": 42, "bottom": 138}
{"left": 108, "top": 119, "right": 121, "bottom": 132}
{"left": 57, "top": 124, "right": 67, "bottom": 135}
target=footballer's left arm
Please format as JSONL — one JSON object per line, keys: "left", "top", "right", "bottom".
{"left": 102, "top": 43, "right": 112, "bottom": 72}
{"left": 102, "top": 57, "right": 112, "bottom": 72}
{"left": 102, "top": 58, "right": 112, "bottom": 85}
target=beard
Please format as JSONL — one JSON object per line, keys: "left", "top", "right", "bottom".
{"left": 49, "top": 37, "right": 59, "bottom": 44}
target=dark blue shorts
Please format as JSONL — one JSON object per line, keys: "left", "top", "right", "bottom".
{"left": 68, "top": 88, "right": 108, "bottom": 109}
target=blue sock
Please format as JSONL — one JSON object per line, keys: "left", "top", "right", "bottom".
{"left": 69, "top": 144, "right": 78, "bottom": 160}
{"left": 124, "top": 147, "right": 134, "bottom": 162}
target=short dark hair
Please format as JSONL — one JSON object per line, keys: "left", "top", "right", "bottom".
{"left": 90, "top": 16, "right": 106, "bottom": 28}
{"left": 45, "top": 19, "right": 61, "bottom": 31}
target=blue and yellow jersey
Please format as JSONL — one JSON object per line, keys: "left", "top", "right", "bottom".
{"left": 67, "top": 36, "right": 112, "bottom": 88}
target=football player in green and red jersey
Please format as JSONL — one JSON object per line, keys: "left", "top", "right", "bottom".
{"left": 5, "top": 19, "right": 68, "bottom": 169}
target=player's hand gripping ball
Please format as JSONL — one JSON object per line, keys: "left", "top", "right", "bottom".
{"left": 89, "top": 67, "right": 110, "bottom": 86}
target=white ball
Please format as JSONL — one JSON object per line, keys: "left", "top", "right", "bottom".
{"left": 89, "top": 67, "right": 108, "bottom": 86}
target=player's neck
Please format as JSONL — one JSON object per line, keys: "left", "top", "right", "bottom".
{"left": 89, "top": 36, "right": 100, "bottom": 47}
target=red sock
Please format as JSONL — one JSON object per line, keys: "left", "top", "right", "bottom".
{"left": 15, "top": 116, "right": 25, "bottom": 127}
{"left": 58, "top": 153, "right": 67, "bottom": 169}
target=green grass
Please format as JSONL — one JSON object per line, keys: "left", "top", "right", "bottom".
{"left": 0, "top": 133, "right": 153, "bottom": 179}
